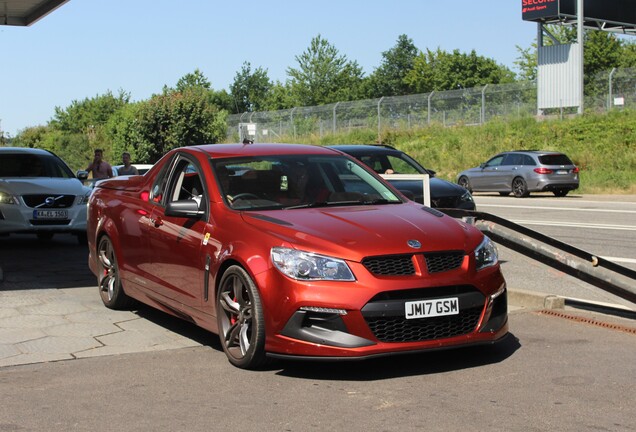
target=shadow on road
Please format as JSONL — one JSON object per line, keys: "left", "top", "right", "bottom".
{"left": 0, "top": 233, "right": 94, "bottom": 290}
{"left": 272, "top": 333, "right": 520, "bottom": 380}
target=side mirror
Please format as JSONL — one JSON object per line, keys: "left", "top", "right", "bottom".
{"left": 165, "top": 199, "right": 204, "bottom": 218}
{"left": 479, "top": 163, "right": 487, "bottom": 169}
{"left": 76, "top": 170, "right": 89, "bottom": 181}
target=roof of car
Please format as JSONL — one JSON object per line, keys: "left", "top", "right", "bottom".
{"left": 506, "top": 150, "right": 565, "bottom": 155}
{"left": 195, "top": 143, "right": 341, "bottom": 158}
{"left": 0, "top": 147, "right": 53, "bottom": 155}
{"left": 329, "top": 144, "right": 400, "bottom": 154}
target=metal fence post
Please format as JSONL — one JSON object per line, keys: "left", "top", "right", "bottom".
{"left": 333, "top": 102, "right": 340, "bottom": 134}
{"left": 481, "top": 84, "right": 489, "bottom": 124}
{"left": 377, "top": 97, "right": 384, "bottom": 140}
{"left": 427, "top": 92, "right": 434, "bottom": 125}
{"left": 290, "top": 107, "right": 297, "bottom": 139}
{"left": 608, "top": 68, "right": 617, "bottom": 112}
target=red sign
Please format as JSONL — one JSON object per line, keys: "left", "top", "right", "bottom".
{"left": 522, "top": 0, "right": 559, "bottom": 21}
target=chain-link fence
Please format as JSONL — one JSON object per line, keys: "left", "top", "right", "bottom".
{"left": 227, "top": 67, "right": 634, "bottom": 142}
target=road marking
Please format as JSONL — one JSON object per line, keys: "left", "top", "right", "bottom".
{"left": 512, "top": 219, "right": 636, "bottom": 231}
{"left": 600, "top": 256, "right": 636, "bottom": 265}
{"left": 478, "top": 204, "right": 636, "bottom": 214}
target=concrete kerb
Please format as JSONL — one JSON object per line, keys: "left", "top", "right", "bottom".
{"left": 507, "top": 288, "right": 565, "bottom": 310}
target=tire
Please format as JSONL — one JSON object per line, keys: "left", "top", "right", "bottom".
{"left": 97, "top": 236, "right": 136, "bottom": 310}
{"left": 553, "top": 189, "right": 569, "bottom": 197}
{"left": 457, "top": 176, "right": 472, "bottom": 193}
{"left": 216, "top": 265, "right": 267, "bottom": 369}
{"left": 77, "top": 232, "right": 88, "bottom": 245}
{"left": 499, "top": 192, "right": 510, "bottom": 196}
{"left": 512, "top": 177, "right": 529, "bottom": 198}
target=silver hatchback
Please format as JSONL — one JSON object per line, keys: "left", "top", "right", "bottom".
{"left": 457, "top": 151, "right": 579, "bottom": 197}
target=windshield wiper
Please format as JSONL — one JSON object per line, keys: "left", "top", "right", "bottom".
{"left": 283, "top": 199, "right": 397, "bottom": 209}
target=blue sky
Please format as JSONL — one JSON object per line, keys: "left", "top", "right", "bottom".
{"left": 0, "top": 0, "right": 537, "bottom": 137}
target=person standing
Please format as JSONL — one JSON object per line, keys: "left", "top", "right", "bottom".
{"left": 86, "top": 149, "right": 113, "bottom": 179}
{"left": 116, "top": 152, "right": 139, "bottom": 176}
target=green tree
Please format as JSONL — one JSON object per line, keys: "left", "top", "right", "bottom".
{"left": 230, "top": 62, "right": 273, "bottom": 113}
{"left": 287, "top": 34, "right": 365, "bottom": 106}
{"left": 50, "top": 90, "right": 130, "bottom": 134}
{"left": 365, "top": 34, "right": 418, "bottom": 98}
{"left": 175, "top": 68, "right": 211, "bottom": 92}
{"left": 108, "top": 88, "right": 227, "bottom": 163}
{"left": 262, "top": 81, "right": 295, "bottom": 111}
{"left": 405, "top": 48, "right": 515, "bottom": 93}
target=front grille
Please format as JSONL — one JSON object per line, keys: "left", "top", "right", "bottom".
{"left": 22, "top": 194, "right": 76, "bottom": 209}
{"left": 362, "top": 255, "right": 414, "bottom": 276}
{"left": 365, "top": 308, "right": 482, "bottom": 342}
{"left": 30, "top": 220, "right": 71, "bottom": 226}
{"left": 424, "top": 251, "right": 464, "bottom": 274}
{"left": 361, "top": 285, "right": 485, "bottom": 343}
{"left": 362, "top": 251, "right": 465, "bottom": 276}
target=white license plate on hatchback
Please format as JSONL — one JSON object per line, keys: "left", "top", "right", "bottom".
{"left": 405, "top": 297, "right": 459, "bottom": 319}
{"left": 33, "top": 209, "right": 68, "bottom": 219}
{"left": 556, "top": 169, "right": 568, "bottom": 175}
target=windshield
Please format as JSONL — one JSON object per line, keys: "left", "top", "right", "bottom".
{"left": 212, "top": 154, "right": 402, "bottom": 210}
{"left": 0, "top": 153, "right": 74, "bottom": 178}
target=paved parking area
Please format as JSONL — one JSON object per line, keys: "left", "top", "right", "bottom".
{"left": 1, "top": 233, "right": 633, "bottom": 369}
{"left": 0, "top": 287, "right": 202, "bottom": 367}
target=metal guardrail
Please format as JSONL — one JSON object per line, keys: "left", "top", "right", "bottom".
{"left": 440, "top": 209, "right": 636, "bottom": 305}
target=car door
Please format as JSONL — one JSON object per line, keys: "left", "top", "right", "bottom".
{"left": 147, "top": 155, "right": 209, "bottom": 308}
{"left": 497, "top": 153, "right": 523, "bottom": 190}
{"left": 471, "top": 154, "right": 505, "bottom": 190}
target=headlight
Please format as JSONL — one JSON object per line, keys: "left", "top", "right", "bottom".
{"left": 77, "top": 192, "right": 91, "bottom": 205}
{"left": 271, "top": 247, "right": 355, "bottom": 281}
{"left": 475, "top": 235, "right": 498, "bottom": 270}
{"left": 0, "top": 192, "right": 17, "bottom": 205}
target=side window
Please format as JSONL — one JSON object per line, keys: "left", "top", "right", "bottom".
{"left": 386, "top": 155, "right": 420, "bottom": 174}
{"left": 150, "top": 160, "right": 174, "bottom": 204}
{"left": 486, "top": 155, "right": 505, "bottom": 167}
{"left": 503, "top": 154, "right": 521, "bottom": 166}
{"left": 166, "top": 159, "right": 207, "bottom": 211}
{"left": 523, "top": 155, "right": 536, "bottom": 166}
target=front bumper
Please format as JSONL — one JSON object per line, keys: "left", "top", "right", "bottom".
{"left": 0, "top": 202, "right": 87, "bottom": 235}
{"left": 256, "top": 261, "right": 508, "bottom": 359}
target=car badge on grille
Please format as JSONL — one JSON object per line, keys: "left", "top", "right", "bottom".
{"left": 45, "top": 197, "right": 57, "bottom": 206}
{"left": 407, "top": 239, "right": 421, "bottom": 249}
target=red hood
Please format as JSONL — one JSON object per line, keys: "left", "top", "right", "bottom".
{"left": 241, "top": 202, "right": 482, "bottom": 262}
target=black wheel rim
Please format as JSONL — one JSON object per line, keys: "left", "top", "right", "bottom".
{"left": 218, "top": 274, "right": 253, "bottom": 360}
{"left": 97, "top": 238, "right": 117, "bottom": 302}
{"left": 513, "top": 179, "right": 525, "bottom": 196}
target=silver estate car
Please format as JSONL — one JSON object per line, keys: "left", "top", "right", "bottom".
{"left": 0, "top": 147, "right": 91, "bottom": 243}
{"left": 457, "top": 150, "right": 579, "bottom": 198}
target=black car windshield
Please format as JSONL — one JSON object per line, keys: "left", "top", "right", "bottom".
{"left": 211, "top": 154, "right": 402, "bottom": 210}
{"left": 0, "top": 154, "right": 74, "bottom": 178}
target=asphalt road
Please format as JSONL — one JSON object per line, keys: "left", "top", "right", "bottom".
{"left": 472, "top": 193, "right": 636, "bottom": 308}
{"left": 0, "top": 309, "right": 634, "bottom": 432}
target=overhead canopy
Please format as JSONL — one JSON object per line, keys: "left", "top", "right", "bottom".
{"left": 0, "top": 0, "right": 69, "bottom": 26}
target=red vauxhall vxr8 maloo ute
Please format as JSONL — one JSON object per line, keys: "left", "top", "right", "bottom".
{"left": 87, "top": 143, "right": 508, "bottom": 369}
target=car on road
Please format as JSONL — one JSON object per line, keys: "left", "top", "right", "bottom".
{"left": 457, "top": 150, "right": 579, "bottom": 198}
{"left": 330, "top": 144, "right": 476, "bottom": 210}
{"left": 112, "top": 163, "right": 154, "bottom": 176}
{"left": 87, "top": 143, "right": 508, "bottom": 369}
{"left": 0, "top": 147, "right": 91, "bottom": 243}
